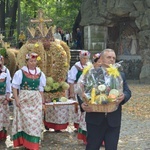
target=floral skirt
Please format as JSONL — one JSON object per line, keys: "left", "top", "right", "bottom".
{"left": 0, "top": 96, "right": 9, "bottom": 140}
{"left": 77, "top": 112, "right": 87, "bottom": 143}
{"left": 12, "top": 90, "right": 43, "bottom": 150}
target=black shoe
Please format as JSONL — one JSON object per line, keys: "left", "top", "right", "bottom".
{"left": 54, "top": 130, "right": 61, "bottom": 133}
{"left": 45, "top": 126, "right": 49, "bottom": 130}
{"left": 9, "top": 101, "right": 13, "bottom": 106}
{"left": 74, "top": 129, "right": 78, "bottom": 133}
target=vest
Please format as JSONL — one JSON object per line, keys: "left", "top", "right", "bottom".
{"left": 0, "top": 69, "right": 7, "bottom": 95}
{"left": 20, "top": 70, "right": 41, "bottom": 90}
{"left": 74, "top": 65, "right": 83, "bottom": 83}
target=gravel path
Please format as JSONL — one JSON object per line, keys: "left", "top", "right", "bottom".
{"left": 118, "top": 112, "right": 150, "bottom": 150}
{"left": 0, "top": 83, "right": 150, "bottom": 150}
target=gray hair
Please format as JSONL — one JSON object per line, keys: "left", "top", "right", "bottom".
{"left": 100, "top": 49, "right": 115, "bottom": 57}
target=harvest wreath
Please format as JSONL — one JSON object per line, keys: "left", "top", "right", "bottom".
{"left": 16, "top": 12, "right": 71, "bottom": 101}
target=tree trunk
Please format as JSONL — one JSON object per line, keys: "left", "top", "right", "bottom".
{"left": 72, "top": 10, "right": 81, "bottom": 40}
{"left": 8, "top": 0, "right": 18, "bottom": 40}
{"left": 0, "top": 0, "right": 6, "bottom": 35}
{"left": 72, "top": 10, "right": 84, "bottom": 49}
{"left": 6, "top": 0, "right": 9, "bottom": 17}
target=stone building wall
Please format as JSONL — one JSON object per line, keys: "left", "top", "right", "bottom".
{"left": 80, "top": 0, "right": 150, "bottom": 83}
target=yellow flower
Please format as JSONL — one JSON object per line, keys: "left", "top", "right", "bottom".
{"left": 62, "top": 51, "right": 66, "bottom": 56}
{"left": 82, "top": 64, "right": 93, "bottom": 75}
{"left": 57, "top": 45, "right": 61, "bottom": 49}
{"left": 35, "top": 43, "right": 39, "bottom": 47}
{"left": 37, "top": 56, "right": 41, "bottom": 61}
{"left": 64, "top": 62, "right": 68, "bottom": 67}
{"left": 106, "top": 64, "right": 120, "bottom": 78}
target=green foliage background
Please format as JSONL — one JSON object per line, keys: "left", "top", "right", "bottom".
{"left": 19, "top": 0, "right": 82, "bottom": 31}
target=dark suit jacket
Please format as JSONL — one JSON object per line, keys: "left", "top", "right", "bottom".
{"left": 78, "top": 72, "right": 131, "bottom": 128}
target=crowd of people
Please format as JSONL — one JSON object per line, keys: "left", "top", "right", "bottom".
{"left": 0, "top": 44, "right": 131, "bottom": 150}
{"left": 18, "top": 27, "right": 82, "bottom": 50}
{"left": 53, "top": 27, "right": 82, "bottom": 49}
{"left": 54, "top": 28, "right": 73, "bottom": 46}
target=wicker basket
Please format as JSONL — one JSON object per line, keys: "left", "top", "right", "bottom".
{"left": 87, "top": 102, "right": 118, "bottom": 113}
{"left": 83, "top": 96, "right": 118, "bottom": 113}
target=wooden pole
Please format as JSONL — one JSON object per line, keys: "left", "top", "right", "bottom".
{"left": 17, "top": 0, "right": 21, "bottom": 48}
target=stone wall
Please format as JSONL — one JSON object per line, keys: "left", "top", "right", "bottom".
{"left": 80, "top": 0, "right": 150, "bottom": 83}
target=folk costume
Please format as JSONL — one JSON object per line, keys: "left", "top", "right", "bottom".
{"left": 77, "top": 111, "right": 87, "bottom": 144}
{"left": 67, "top": 61, "right": 86, "bottom": 129}
{"left": 0, "top": 65, "right": 11, "bottom": 140}
{"left": 77, "top": 52, "right": 103, "bottom": 144}
{"left": 67, "top": 50, "right": 90, "bottom": 143}
{"left": 12, "top": 66, "right": 46, "bottom": 150}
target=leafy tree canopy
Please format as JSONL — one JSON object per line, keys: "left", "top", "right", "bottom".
{"left": 20, "top": 0, "right": 82, "bottom": 32}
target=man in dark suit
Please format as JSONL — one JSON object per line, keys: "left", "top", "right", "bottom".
{"left": 79, "top": 49, "right": 131, "bottom": 150}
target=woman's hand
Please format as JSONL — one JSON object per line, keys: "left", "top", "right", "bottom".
{"left": 5, "top": 93, "right": 10, "bottom": 101}
{"left": 3, "top": 99, "right": 8, "bottom": 105}
{"left": 3, "top": 93, "right": 10, "bottom": 105}
{"left": 69, "top": 92, "right": 75, "bottom": 99}
{"left": 68, "top": 83, "right": 75, "bottom": 99}
{"left": 16, "top": 99, "right": 21, "bottom": 108}
{"left": 42, "top": 104, "right": 46, "bottom": 111}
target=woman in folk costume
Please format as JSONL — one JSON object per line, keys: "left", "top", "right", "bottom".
{"left": 77, "top": 53, "right": 104, "bottom": 146}
{"left": 67, "top": 50, "right": 90, "bottom": 129}
{"left": 0, "top": 55, "right": 11, "bottom": 141}
{"left": 12, "top": 53, "right": 46, "bottom": 150}
{"left": 77, "top": 53, "right": 102, "bottom": 144}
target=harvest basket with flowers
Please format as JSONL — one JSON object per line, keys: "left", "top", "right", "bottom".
{"left": 76, "top": 62, "right": 123, "bottom": 112}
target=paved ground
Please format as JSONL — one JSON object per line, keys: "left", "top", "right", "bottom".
{"left": 0, "top": 82, "right": 150, "bottom": 150}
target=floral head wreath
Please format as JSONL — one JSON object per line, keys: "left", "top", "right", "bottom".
{"left": 25, "top": 53, "right": 38, "bottom": 60}
{"left": 0, "top": 55, "right": 4, "bottom": 68}
{"left": 93, "top": 53, "right": 101, "bottom": 63}
{"left": 0, "top": 55, "right": 4, "bottom": 61}
{"left": 79, "top": 50, "right": 90, "bottom": 58}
